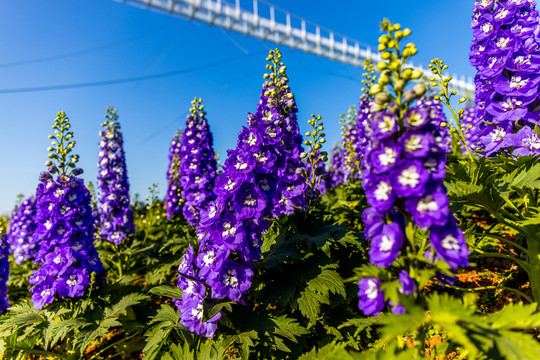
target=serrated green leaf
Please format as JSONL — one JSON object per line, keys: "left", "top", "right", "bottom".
{"left": 494, "top": 330, "right": 540, "bottom": 360}
{"left": 488, "top": 302, "right": 540, "bottom": 330}
{"left": 148, "top": 285, "right": 183, "bottom": 299}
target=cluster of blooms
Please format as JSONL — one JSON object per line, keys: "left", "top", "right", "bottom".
{"left": 7, "top": 196, "right": 38, "bottom": 264}
{"left": 97, "top": 108, "right": 134, "bottom": 244}
{"left": 30, "top": 111, "right": 105, "bottom": 310}
{"left": 469, "top": 0, "right": 540, "bottom": 156}
{"left": 355, "top": 94, "right": 371, "bottom": 164}
{"left": 165, "top": 130, "right": 183, "bottom": 219}
{"left": 461, "top": 106, "right": 480, "bottom": 152}
{"left": 0, "top": 233, "right": 9, "bottom": 313}
{"left": 178, "top": 99, "right": 218, "bottom": 226}
{"left": 358, "top": 98, "right": 469, "bottom": 316}
{"left": 174, "top": 51, "right": 307, "bottom": 337}
{"left": 31, "top": 174, "right": 105, "bottom": 309}
{"left": 327, "top": 146, "right": 347, "bottom": 187}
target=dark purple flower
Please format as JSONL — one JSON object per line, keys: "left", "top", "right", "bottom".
{"left": 97, "top": 108, "right": 134, "bottom": 244}
{"left": 391, "top": 160, "right": 430, "bottom": 198}
{"left": 430, "top": 224, "right": 470, "bottom": 269}
{"left": 7, "top": 196, "right": 38, "bottom": 264}
{"left": 0, "top": 234, "right": 10, "bottom": 314}
{"left": 358, "top": 278, "right": 385, "bottom": 316}
{"left": 178, "top": 99, "right": 218, "bottom": 226}
{"left": 369, "top": 222, "right": 404, "bottom": 268}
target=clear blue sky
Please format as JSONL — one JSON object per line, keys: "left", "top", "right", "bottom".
{"left": 0, "top": 0, "right": 476, "bottom": 215}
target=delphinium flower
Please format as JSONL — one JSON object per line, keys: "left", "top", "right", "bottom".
{"left": 7, "top": 195, "right": 38, "bottom": 264}
{"left": 358, "top": 21, "right": 469, "bottom": 316}
{"left": 469, "top": 0, "right": 540, "bottom": 156}
{"left": 0, "top": 226, "right": 10, "bottom": 314}
{"left": 30, "top": 111, "right": 104, "bottom": 310}
{"left": 302, "top": 115, "right": 330, "bottom": 196}
{"left": 165, "top": 129, "right": 183, "bottom": 220}
{"left": 460, "top": 106, "right": 480, "bottom": 153}
{"left": 97, "top": 107, "right": 134, "bottom": 245}
{"left": 174, "top": 49, "right": 307, "bottom": 337}
{"left": 178, "top": 98, "right": 218, "bottom": 226}
{"left": 326, "top": 145, "right": 347, "bottom": 187}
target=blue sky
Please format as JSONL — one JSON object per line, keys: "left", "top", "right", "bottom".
{"left": 0, "top": 0, "right": 476, "bottom": 215}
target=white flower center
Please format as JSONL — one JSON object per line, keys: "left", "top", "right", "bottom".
{"left": 222, "top": 222, "right": 236, "bottom": 237}
{"left": 365, "top": 279, "right": 379, "bottom": 300}
{"left": 378, "top": 147, "right": 397, "bottom": 166}
{"left": 417, "top": 196, "right": 438, "bottom": 213}
{"left": 491, "top": 128, "right": 506, "bottom": 142}
{"left": 203, "top": 251, "right": 216, "bottom": 266}
{"left": 405, "top": 135, "right": 423, "bottom": 152}
{"left": 374, "top": 181, "right": 392, "bottom": 201}
{"left": 495, "top": 9, "right": 509, "bottom": 20}
{"left": 378, "top": 116, "right": 395, "bottom": 133}
{"left": 441, "top": 235, "right": 460, "bottom": 251}
{"left": 54, "top": 189, "right": 65, "bottom": 198}
{"left": 379, "top": 235, "right": 394, "bottom": 251}
{"left": 244, "top": 194, "right": 257, "bottom": 206}
{"left": 223, "top": 269, "right": 239, "bottom": 287}
{"left": 398, "top": 166, "right": 420, "bottom": 188}
{"left": 244, "top": 132, "right": 258, "bottom": 146}
{"left": 523, "top": 134, "right": 540, "bottom": 150}
{"left": 67, "top": 276, "right": 78, "bottom": 286}
{"left": 224, "top": 179, "right": 236, "bottom": 191}
{"left": 501, "top": 98, "right": 522, "bottom": 110}
{"left": 45, "top": 220, "right": 53, "bottom": 230}
{"left": 510, "top": 75, "right": 528, "bottom": 90}
{"left": 496, "top": 37, "right": 510, "bottom": 49}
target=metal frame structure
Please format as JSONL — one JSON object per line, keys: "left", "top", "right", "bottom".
{"left": 120, "top": 0, "right": 475, "bottom": 94}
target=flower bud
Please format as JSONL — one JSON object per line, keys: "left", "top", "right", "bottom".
{"left": 39, "top": 171, "right": 52, "bottom": 182}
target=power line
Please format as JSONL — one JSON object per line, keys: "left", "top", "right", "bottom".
{"left": 0, "top": 23, "right": 174, "bottom": 68}
{"left": 0, "top": 52, "right": 264, "bottom": 94}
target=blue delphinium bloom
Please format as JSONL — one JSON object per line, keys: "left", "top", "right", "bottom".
{"left": 0, "top": 233, "right": 9, "bottom": 313}
{"left": 357, "top": 278, "right": 385, "bottom": 316}
{"left": 30, "top": 111, "right": 104, "bottom": 310}
{"left": 179, "top": 98, "right": 218, "bottom": 226}
{"left": 7, "top": 196, "right": 38, "bottom": 264}
{"left": 166, "top": 130, "right": 183, "bottom": 219}
{"left": 97, "top": 107, "right": 134, "bottom": 244}
{"left": 359, "top": 94, "right": 469, "bottom": 315}
{"left": 469, "top": 0, "right": 540, "bottom": 156}
{"left": 174, "top": 50, "right": 307, "bottom": 337}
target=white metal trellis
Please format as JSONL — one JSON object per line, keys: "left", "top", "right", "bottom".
{"left": 119, "top": 0, "right": 475, "bottom": 95}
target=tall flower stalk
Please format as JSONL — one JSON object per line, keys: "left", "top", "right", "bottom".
{"left": 7, "top": 195, "right": 38, "bottom": 264}
{"left": 30, "top": 111, "right": 104, "bottom": 309}
{"left": 358, "top": 20, "right": 469, "bottom": 316}
{"left": 174, "top": 49, "right": 307, "bottom": 337}
{"left": 178, "top": 98, "right": 218, "bottom": 226}
{"left": 469, "top": 0, "right": 540, "bottom": 156}
{"left": 0, "top": 226, "right": 10, "bottom": 314}
{"left": 97, "top": 107, "right": 134, "bottom": 244}
{"left": 165, "top": 129, "right": 183, "bottom": 220}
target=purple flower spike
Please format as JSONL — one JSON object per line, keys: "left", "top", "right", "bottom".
{"left": 7, "top": 196, "right": 38, "bottom": 264}
{"left": 30, "top": 111, "right": 104, "bottom": 310}
{"left": 178, "top": 98, "right": 218, "bottom": 226}
{"left": 174, "top": 50, "right": 307, "bottom": 337}
{"left": 97, "top": 107, "right": 134, "bottom": 244}
{"left": 369, "top": 222, "right": 404, "bottom": 268}
{"left": 166, "top": 130, "right": 183, "bottom": 219}
{"left": 358, "top": 278, "right": 385, "bottom": 316}
{"left": 0, "top": 234, "right": 10, "bottom": 314}
{"left": 469, "top": 0, "right": 540, "bottom": 155}
{"left": 430, "top": 225, "right": 470, "bottom": 270}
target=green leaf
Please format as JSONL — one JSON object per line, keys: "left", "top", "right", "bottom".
{"left": 488, "top": 302, "right": 540, "bottom": 330}
{"left": 297, "top": 264, "right": 346, "bottom": 324}
{"left": 494, "top": 330, "right": 540, "bottom": 360}
{"left": 148, "top": 285, "right": 183, "bottom": 299}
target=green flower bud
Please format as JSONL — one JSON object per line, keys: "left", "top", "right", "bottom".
{"left": 377, "top": 62, "right": 387, "bottom": 71}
